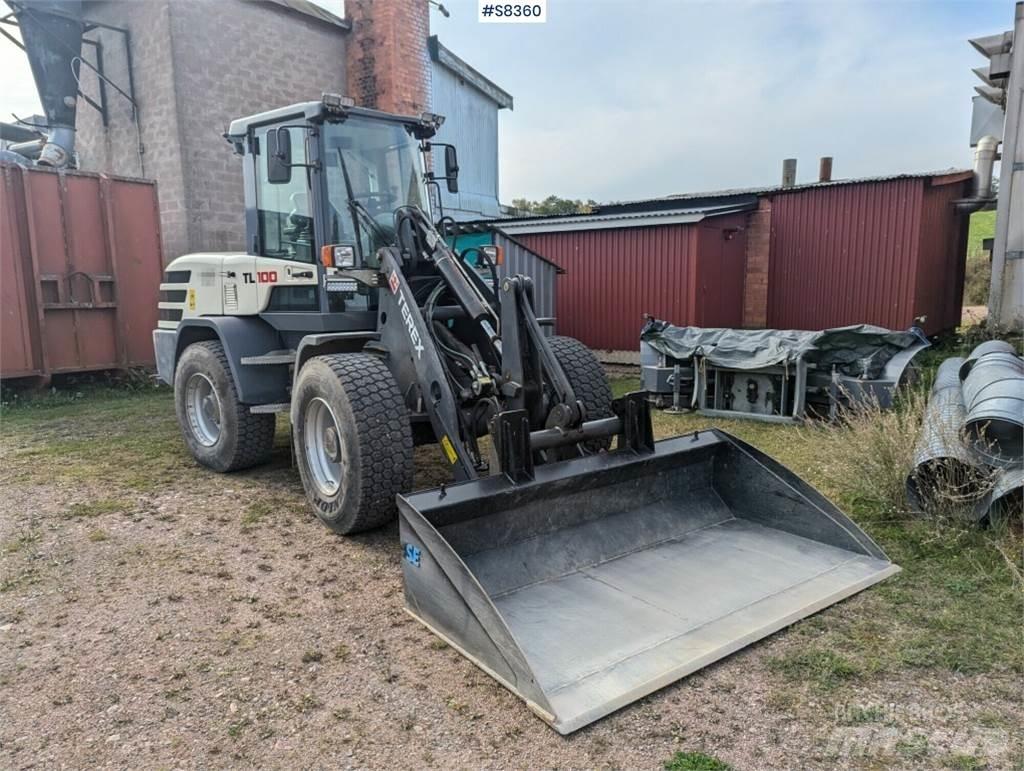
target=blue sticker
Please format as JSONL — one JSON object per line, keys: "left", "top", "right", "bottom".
{"left": 403, "top": 543, "right": 421, "bottom": 568}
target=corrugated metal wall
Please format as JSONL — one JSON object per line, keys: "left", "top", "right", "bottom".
{"left": 430, "top": 61, "right": 502, "bottom": 221}
{"left": 765, "top": 177, "right": 970, "bottom": 334}
{"left": 1, "top": 164, "right": 163, "bottom": 381}
{"left": 517, "top": 224, "right": 704, "bottom": 351}
{"left": 915, "top": 179, "right": 972, "bottom": 334}
{"left": 494, "top": 231, "right": 558, "bottom": 320}
{"left": 765, "top": 179, "right": 925, "bottom": 332}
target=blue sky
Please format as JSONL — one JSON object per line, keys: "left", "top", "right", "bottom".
{"left": 425, "top": 0, "right": 1010, "bottom": 202}
{"left": 1, "top": 0, "right": 1010, "bottom": 204}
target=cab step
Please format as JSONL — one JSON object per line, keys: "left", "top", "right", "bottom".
{"left": 249, "top": 402, "right": 290, "bottom": 414}
{"left": 240, "top": 350, "right": 296, "bottom": 366}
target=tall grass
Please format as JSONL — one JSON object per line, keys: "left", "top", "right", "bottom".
{"left": 806, "top": 388, "right": 1001, "bottom": 525}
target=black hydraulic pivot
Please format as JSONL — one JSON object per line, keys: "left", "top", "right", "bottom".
{"left": 613, "top": 391, "right": 655, "bottom": 454}
{"left": 492, "top": 409, "right": 534, "bottom": 484}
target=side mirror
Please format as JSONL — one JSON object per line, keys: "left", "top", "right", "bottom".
{"left": 267, "top": 127, "right": 292, "bottom": 184}
{"left": 444, "top": 145, "right": 459, "bottom": 193}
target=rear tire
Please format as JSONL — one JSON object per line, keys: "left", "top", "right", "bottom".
{"left": 292, "top": 353, "right": 414, "bottom": 534}
{"left": 548, "top": 335, "right": 614, "bottom": 452}
{"left": 174, "top": 340, "right": 276, "bottom": 472}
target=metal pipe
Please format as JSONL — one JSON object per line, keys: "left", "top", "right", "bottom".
{"left": 980, "top": 467, "right": 1023, "bottom": 522}
{"left": 818, "top": 157, "right": 833, "bottom": 182}
{"left": 907, "top": 357, "right": 987, "bottom": 511}
{"left": 781, "top": 158, "right": 797, "bottom": 188}
{"left": 972, "top": 135, "right": 999, "bottom": 200}
{"left": 958, "top": 339, "right": 1016, "bottom": 379}
{"left": 960, "top": 347, "right": 1024, "bottom": 465}
{"left": 528, "top": 417, "right": 621, "bottom": 451}
{"left": 955, "top": 135, "right": 1001, "bottom": 213}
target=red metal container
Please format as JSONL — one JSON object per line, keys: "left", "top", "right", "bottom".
{"left": 1, "top": 163, "right": 163, "bottom": 382}
{"left": 765, "top": 173, "right": 972, "bottom": 335}
{"left": 516, "top": 213, "right": 748, "bottom": 352}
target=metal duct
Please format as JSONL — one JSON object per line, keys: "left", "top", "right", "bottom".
{"left": 959, "top": 339, "right": 1017, "bottom": 379}
{"left": 961, "top": 346, "right": 1024, "bottom": 465}
{"left": 972, "top": 135, "right": 999, "bottom": 200}
{"left": 9, "top": 1, "right": 84, "bottom": 167}
{"left": 982, "top": 467, "right": 1023, "bottom": 521}
{"left": 907, "top": 357, "right": 987, "bottom": 512}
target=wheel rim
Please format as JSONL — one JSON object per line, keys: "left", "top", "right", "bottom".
{"left": 304, "top": 397, "right": 344, "bottom": 497}
{"left": 185, "top": 373, "right": 222, "bottom": 447}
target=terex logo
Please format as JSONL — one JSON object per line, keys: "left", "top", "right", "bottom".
{"left": 388, "top": 271, "right": 400, "bottom": 294}
{"left": 393, "top": 276, "right": 424, "bottom": 360}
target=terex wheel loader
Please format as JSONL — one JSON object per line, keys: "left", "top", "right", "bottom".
{"left": 154, "top": 94, "right": 898, "bottom": 734}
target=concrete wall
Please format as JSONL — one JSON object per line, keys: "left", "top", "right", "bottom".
{"left": 76, "top": 0, "right": 348, "bottom": 262}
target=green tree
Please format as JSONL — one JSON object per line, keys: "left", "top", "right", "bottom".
{"left": 510, "top": 195, "right": 598, "bottom": 216}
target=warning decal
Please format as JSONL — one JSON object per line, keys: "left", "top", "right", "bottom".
{"left": 440, "top": 435, "right": 458, "bottom": 465}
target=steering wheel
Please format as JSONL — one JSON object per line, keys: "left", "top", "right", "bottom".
{"left": 352, "top": 191, "right": 397, "bottom": 213}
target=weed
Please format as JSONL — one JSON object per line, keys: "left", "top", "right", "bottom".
{"left": 895, "top": 733, "right": 930, "bottom": 760}
{"left": 664, "top": 750, "right": 732, "bottom": 771}
{"left": 1, "top": 531, "right": 40, "bottom": 554}
{"left": 332, "top": 643, "right": 350, "bottom": 661}
{"left": 301, "top": 650, "right": 323, "bottom": 664}
{"left": 295, "top": 693, "right": 321, "bottom": 713}
{"left": 87, "top": 529, "right": 109, "bottom": 542}
{"left": 227, "top": 718, "right": 251, "bottom": 738}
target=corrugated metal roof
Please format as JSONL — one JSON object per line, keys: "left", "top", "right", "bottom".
{"left": 601, "top": 169, "right": 973, "bottom": 213}
{"left": 482, "top": 200, "right": 757, "bottom": 234}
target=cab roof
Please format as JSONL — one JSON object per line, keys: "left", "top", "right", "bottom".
{"left": 224, "top": 98, "right": 442, "bottom": 147}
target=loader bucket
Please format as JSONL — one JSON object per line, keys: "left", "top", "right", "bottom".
{"left": 398, "top": 430, "right": 898, "bottom": 734}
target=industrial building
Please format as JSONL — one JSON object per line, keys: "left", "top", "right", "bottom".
{"left": 490, "top": 169, "right": 974, "bottom": 353}
{"left": 46, "top": 0, "right": 511, "bottom": 260}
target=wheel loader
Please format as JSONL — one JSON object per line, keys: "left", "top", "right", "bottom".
{"left": 153, "top": 94, "right": 898, "bottom": 734}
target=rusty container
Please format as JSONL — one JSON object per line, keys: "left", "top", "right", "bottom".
{"left": 1, "top": 163, "right": 163, "bottom": 382}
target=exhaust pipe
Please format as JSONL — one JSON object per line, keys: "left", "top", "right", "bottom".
{"left": 956, "top": 135, "right": 1000, "bottom": 213}
{"left": 972, "top": 135, "right": 999, "bottom": 200}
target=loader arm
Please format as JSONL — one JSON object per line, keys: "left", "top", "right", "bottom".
{"left": 378, "top": 206, "right": 630, "bottom": 482}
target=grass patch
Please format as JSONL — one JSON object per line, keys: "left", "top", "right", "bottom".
{"left": 87, "top": 529, "right": 109, "bottom": 542}
{"left": 64, "top": 499, "right": 130, "bottom": 518}
{"left": 895, "top": 733, "right": 931, "bottom": 760}
{"left": 945, "top": 754, "right": 989, "bottom": 770}
{"left": 242, "top": 501, "right": 274, "bottom": 527}
{"left": 963, "top": 211, "right": 995, "bottom": 306}
{"left": 768, "top": 649, "right": 861, "bottom": 689}
{"left": 664, "top": 750, "right": 733, "bottom": 771}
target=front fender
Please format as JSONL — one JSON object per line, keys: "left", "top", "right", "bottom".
{"left": 167, "top": 317, "right": 287, "bottom": 404}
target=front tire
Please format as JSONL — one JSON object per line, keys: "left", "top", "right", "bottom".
{"left": 549, "top": 335, "right": 614, "bottom": 452}
{"left": 174, "top": 340, "right": 276, "bottom": 472}
{"left": 292, "top": 353, "right": 414, "bottom": 534}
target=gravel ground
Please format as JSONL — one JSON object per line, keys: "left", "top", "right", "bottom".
{"left": 1, "top": 392, "right": 1021, "bottom": 770}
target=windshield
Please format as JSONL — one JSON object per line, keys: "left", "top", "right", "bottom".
{"left": 323, "top": 117, "right": 429, "bottom": 263}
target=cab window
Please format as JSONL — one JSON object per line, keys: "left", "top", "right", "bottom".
{"left": 256, "top": 126, "right": 314, "bottom": 263}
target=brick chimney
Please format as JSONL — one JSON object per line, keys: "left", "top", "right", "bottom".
{"left": 346, "top": 0, "right": 431, "bottom": 115}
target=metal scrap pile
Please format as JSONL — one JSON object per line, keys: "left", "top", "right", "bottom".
{"left": 907, "top": 341, "right": 1024, "bottom": 523}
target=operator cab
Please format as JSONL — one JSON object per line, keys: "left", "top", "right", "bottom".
{"left": 223, "top": 94, "right": 459, "bottom": 318}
